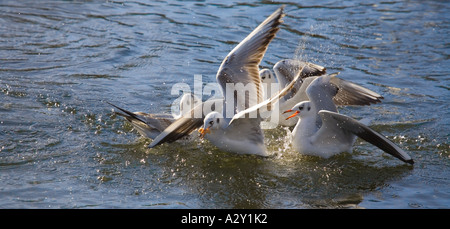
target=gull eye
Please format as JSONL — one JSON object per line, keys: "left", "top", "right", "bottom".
{"left": 262, "top": 76, "right": 266, "bottom": 80}
{"left": 299, "top": 106, "right": 303, "bottom": 111}
{"left": 209, "top": 121, "right": 214, "bottom": 125}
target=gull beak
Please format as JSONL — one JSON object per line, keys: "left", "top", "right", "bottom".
{"left": 284, "top": 110, "right": 300, "bottom": 120}
{"left": 198, "top": 127, "right": 211, "bottom": 139}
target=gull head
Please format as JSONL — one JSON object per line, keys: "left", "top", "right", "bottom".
{"left": 283, "top": 101, "right": 313, "bottom": 120}
{"left": 274, "top": 59, "right": 327, "bottom": 82}
{"left": 259, "top": 69, "right": 276, "bottom": 84}
{"left": 273, "top": 59, "right": 303, "bottom": 81}
{"left": 179, "top": 93, "right": 201, "bottom": 116}
{"left": 198, "top": 112, "right": 223, "bottom": 138}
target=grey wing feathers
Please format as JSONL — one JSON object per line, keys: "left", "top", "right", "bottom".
{"left": 273, "top": 59, "right": 326, "bottom": 101}
{"left": 318, "top": 110, "right": 414, "bottom": 164}
{"left": 147, "top": 99, "right": 225, "bottom": 147}
{"left": 107, "top": 102, "right": 174, "bottom": 139}
{"left": 216, "top": 6, "right": 285, "bottom": 111}
{"left": 142, "top": 113, "right": 174, "bottom": 132}
{"left": 108, "top": 102, "right": 147, "bottom": 124}
{"left": 229, "top": 65, "right": 306, "bottom": 125}
{"left": 147, "top": 103, "right": 205, "bottom": 148}
{"left": 300, "top": 62, "right": 327, "bottom": 78}
{"left": 273, "top": 59, "right": 326, "bottom": 90}
{"left": 148, "top": 116, "right": 203, "bottom": 147}
{"left": 127, "top": 114, "right": 173, "bottom": 139}
{"left": 329, "top": 77, "right": 383, "bottom": 106}
{"left": 306, "top": 74, "right": 340, "bottom": 113}
{"left": 227, "top": 117, "right": 264, "bottom": 144}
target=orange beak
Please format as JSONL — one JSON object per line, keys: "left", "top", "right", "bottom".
{"left": 283, "top": 109, "right": 300, "bottom": 120}
{"left": 198, "top": 127, "right": 211, "bottom": 138}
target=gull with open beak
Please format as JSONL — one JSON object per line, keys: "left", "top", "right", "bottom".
{"left": 260, "top": 59, "right": 384, "bottom": 127}
{"left": 198, "top": 124, "right": 211, "bottom": 139}
{"left": 284, "top": 74, "right": 414, "bottom": 164}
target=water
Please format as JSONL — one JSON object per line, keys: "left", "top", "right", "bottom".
{"left": 0, "top": 0, "right": 449, "bottom": 209}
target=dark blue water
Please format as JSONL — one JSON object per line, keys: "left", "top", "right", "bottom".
{"left": 0, "top": 0, "right": 449, "bottom": 208}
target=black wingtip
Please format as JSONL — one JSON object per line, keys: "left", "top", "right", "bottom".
{"left": 106, "top": 101, "right": 147, "bottom": 125}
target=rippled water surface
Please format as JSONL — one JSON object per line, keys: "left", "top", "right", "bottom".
{"left": 1, "top": 0, "right": 449, "bottom": 208}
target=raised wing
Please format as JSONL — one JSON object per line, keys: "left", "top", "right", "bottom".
{"left": 306, "top": 73, "right": 341, "bottom": 114}
{"left": 216, "top": 6, "right": 285, "bottom": 113}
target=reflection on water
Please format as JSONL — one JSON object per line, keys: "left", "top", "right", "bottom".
{"left": 0, "top": 0, "right": 449, "bottom": 208}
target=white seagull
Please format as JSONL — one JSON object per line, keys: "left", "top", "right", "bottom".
{"left": 260, "top": 59, "right": 384, "bottom": 127}
{"left": 149, "top": 6, "right": 289, "bottom": 156}
{"left": 108, "top": 93, "right": 200, "bottom": 139}
{"left": 284, "top": 74, "right": 414, "bottom": 164}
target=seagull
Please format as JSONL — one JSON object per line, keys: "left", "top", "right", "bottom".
{"left": 260, "top": 59, "right": 384, "bottom": 127}
{"left": 284, "top": 74, "right": 414, "bottom": 164}
{"left": 259, "top": 68, "right": 278, "bottom": 99}
{"left": 149, "top": 6, "right": 288, "bottom": 156}
{"left": 108, "top": 93, "right": 200, "bottom": 139}
{"left": 198, "top": 64, "right": 307, "bottom": 156}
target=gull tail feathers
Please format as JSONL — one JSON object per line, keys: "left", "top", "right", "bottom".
{"left": 107, "top": 101, "right": 146, "bottom": 124}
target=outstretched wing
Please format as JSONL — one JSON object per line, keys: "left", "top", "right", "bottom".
{"left": 318, "top": 110, "right": 414, "bottom": 164}
{"left": 148, "top": 99, "right": 224, "bottom": 148}
{"left": 216, "top": 6, "right": 285, "bottom": 113}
